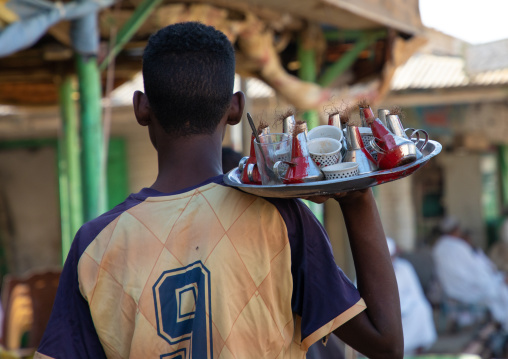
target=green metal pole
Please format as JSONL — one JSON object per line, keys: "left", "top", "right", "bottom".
{"left": 317, "top": 34, "right": 376, "bottom": 88}
{"left": 60, "top": 76, "right": 84, "bottom": 247}
{"left": 297, "top": 32, "right": 322, "bottom": 223}
{"left": 58, "top": 74, "right": 85, "bottom": 262}
{"left": 297, "top": 34, "right": 320, "bottom": 130}
{"left": 499, "top": 145, "right": 508, "bottom": 210}
{"left": 98, "top": 0, "right": 163, "bottom": 71}
{"left": 57, "top": 138, "right": 71, "bottom": 264}
{"left": 76, "top": 55, "right": 107, "bottom": 221}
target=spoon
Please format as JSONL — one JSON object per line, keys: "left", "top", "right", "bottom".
{"left": 247, "top": 113, "right": 279, "bottom": 184}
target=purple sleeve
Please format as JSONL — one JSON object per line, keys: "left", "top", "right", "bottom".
{"left": 37, "top": 196, "right": 143, "bottom": 358}
{"left": 266, "top": 198, "right": 361, "bottom": 342}
{"left": 36, "top": 229, "right": 107, "bottom": 358}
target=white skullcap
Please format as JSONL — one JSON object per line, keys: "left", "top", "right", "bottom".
{"left": 439, "top": 216, "right": 460, "bottom": 234}
{"left": 386, "top": 237, "right": 396, "bottom": 257}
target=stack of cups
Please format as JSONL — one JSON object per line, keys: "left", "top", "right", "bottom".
{"left": 306, "top": 125, "right": 346, "bottom": 180}
{"left": 307, "top": 125, "right": 344, "bottom": 168}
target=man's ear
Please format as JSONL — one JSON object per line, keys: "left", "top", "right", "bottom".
{"left": 133, "top": 90, "right": 152, "bottom": 126}
{"left": 226, "top": 91, "right": 245, "bottom": 126}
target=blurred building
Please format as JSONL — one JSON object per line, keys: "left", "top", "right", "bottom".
{"left": 0, "top": 0, "right": 424, "bottom": 279}
{"left": 8, "top": 2, "right": 508, "bottom": 355}
{"left": 382, "top": 30, "right": 508, "bottom": 251}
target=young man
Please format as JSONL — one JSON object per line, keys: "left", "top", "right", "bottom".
{"left": 35, "top": 22, "right": 402, "bottom": 358}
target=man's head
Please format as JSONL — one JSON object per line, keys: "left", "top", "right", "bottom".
{"left": 439, "top": 216, "right": 460, "bottom": 236}
{"left": 141, "top": 22, "right": 236, "bottom": 137}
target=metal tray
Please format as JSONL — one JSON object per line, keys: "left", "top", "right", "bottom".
{"left": 223, "top": 140, "right": 442, "bottom": 198}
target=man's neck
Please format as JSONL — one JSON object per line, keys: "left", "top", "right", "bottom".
{"left": 150, "top": 134, "right": 224, "bottom": 193}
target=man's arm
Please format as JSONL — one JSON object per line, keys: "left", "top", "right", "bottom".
{"left": 332, "top": 189, "right": 403, "bottom": 359}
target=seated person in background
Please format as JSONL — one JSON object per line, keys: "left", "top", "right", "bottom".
{"left": 307, "top": 237, "right": 438, "bottom": 358}
{"left": 387, "top": 237, "right": 437, "bottom": 355}
{"left": 433, "top": 216, "right": 508, "bottom": 331}
{"left": 489, "top": 212, "right": 508, "bottom": 275}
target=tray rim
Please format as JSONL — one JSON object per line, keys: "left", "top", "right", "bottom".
{"left": 223, "top": 139, "right": 442, "bottom": 198}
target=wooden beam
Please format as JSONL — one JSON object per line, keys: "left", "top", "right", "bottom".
{"left": 317, "top": 32, "right": 379, "bottom": 87}
{"left": 383, "top": 87, "right": 508, "bottom": 107}
{"left": 323, "top": 29, "right": 387, "bottom": 42}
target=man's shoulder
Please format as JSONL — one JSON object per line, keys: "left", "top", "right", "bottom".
{"left": 75, "top": 194, "right": 144, "bottom": 255}
{"left": 216, "top": 182, "right": 303, "bottom": 211}
{"left": 213, "top": 183, "right": 320, "bottom": 233}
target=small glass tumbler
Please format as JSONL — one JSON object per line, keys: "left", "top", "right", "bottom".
{"left": 253, "top": 133, "right": 292, "bottom": 185}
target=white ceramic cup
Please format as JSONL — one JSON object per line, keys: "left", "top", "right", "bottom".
{"left": 307, "top": 138, "right": 342, "bottom": 168}
{"left": 307, "top": 125, "right": 343, "bottom": 142}
{"left": 321, "top": 162, "right": 359, "bottom": 180}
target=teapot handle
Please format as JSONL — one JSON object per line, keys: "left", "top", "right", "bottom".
{"left": 246, "top": 163, "right": 258, "bottom": 183}
{"left": 369, "top": 138, "right": 386, "bottom": 154}
{"left": 273, "top": 161, "right": 296, "bottom": 180}
{"left": 238, "top": 156, "right": 249, "bottom": 173}
{"left": 404, "top": 127, "right": 415, "bottom": 138}
{"left": 407, "top": 128, "right": 429, "bottom": 150}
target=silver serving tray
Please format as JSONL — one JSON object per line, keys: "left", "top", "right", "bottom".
{"left": 223, "top": 140, "right": 442, "bottom": 198}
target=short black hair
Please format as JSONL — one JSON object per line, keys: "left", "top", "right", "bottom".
{"left": 142, "top": 22, "right": 236, "bottom": 137}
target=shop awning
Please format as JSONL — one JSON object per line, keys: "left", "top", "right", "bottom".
{"left": 0, "top": 0, "right": 424, "bottom": 106}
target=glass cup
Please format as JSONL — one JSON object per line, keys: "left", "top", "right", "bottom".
{"left": 253, "top": 133, "right": 292, "bottom": 185}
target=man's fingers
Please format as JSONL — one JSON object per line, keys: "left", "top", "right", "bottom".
{"left": 301, "top": 196, "right": 328, "bottom": 204}
{"left": 301, "top": 192, "right": 347, "bottom": 203}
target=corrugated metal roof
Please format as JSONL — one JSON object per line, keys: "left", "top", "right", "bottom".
{"left": 390, "top": 54, "right": 469, "bottom": 90}
{"left": 390, "top": 53, "right": 508, "bottom": 91}
{"left": 466, "top": 39, "right": 508, "bottom": 73}
{"left": 473, "top": 68, "right": 508, "bottom": 86}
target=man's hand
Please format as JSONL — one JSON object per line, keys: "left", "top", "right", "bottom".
{"left": 301, "top": 188, "right": 369, "bottom": 204}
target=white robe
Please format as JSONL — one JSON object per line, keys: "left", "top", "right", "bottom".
{"left": 307, "top": 251, "right": 439, "bottom": 357}
{"left": 393, "top": 257, "right": 437, "bottom": 353}
{"left": 433, "top": 234, "right": 508, "bottom": 329}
